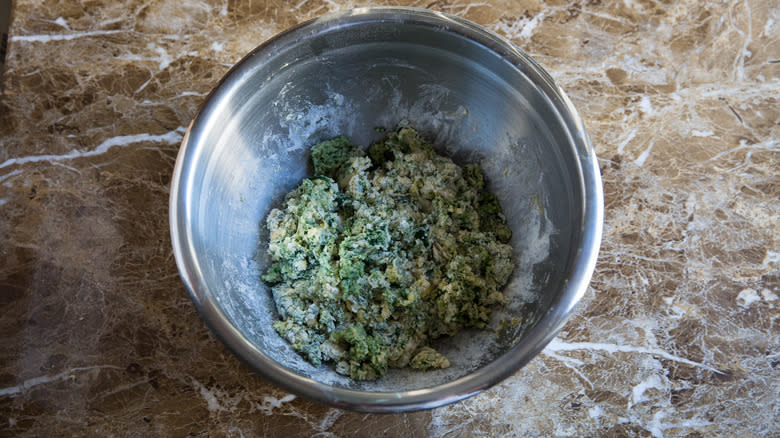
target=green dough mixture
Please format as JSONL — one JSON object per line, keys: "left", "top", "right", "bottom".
{"left": 261, "top": 127, "right": 514, "bottom": 380}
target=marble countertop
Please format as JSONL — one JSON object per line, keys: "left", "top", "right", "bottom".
{"left": 1, "top": 0, "right": 778, "bottom": 436}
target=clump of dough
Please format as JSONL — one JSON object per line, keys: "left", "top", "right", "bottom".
{"left": 262, "top": 127, "right": 514, "bottom": 380}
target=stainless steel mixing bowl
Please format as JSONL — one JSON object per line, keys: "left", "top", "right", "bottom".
{"left": 169, "top": 7, "right": 603, "bottom": 412}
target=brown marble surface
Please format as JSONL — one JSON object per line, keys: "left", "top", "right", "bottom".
{"left": 1, "top": 0, "right": 778, "bottom": 436}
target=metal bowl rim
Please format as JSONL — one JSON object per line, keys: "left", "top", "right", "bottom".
{"left": 169, "top": 6, "right": 603, "bottom": 413}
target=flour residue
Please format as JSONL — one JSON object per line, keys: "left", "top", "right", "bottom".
{"left": 206, "top": 69, "right": 554, "bottom": 392}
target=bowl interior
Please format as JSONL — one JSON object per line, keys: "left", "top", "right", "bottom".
{"left": 176, "top": 12, "right": 584, "bottom": 393}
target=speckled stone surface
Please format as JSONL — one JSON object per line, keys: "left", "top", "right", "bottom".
{"left": 1, "top": 0, "right": 778, "bottom": 436}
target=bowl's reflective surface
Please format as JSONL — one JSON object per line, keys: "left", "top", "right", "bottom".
{"left": 170, "top": 7, "right": 602, "bottom": 412}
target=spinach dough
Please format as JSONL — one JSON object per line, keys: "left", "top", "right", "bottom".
{"left": 261, "top": 127, "right": 514, "bottom": 380}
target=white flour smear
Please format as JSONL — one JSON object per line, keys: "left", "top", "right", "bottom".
{"left": 205, "top": 73, "right": 554, "bottom": 392}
